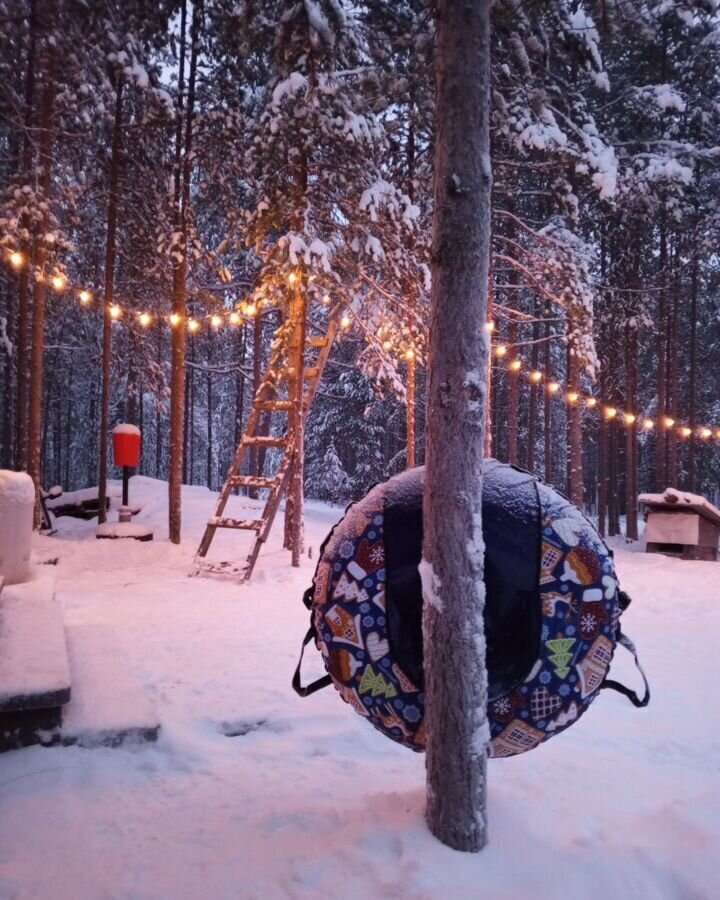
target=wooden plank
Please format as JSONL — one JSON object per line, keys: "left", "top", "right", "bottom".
{"left": 254, "top": 400, "right": 293, "bottom": 412}
{"left": 209, "top": 517, "right": 263, "bottom": 531}
{"left": 645, "top": 511, "right": 699, "bottom": 546}
{"left": 228, "top": 475, "right": 281, "bottom": 490}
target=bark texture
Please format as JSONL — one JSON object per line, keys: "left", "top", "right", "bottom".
{"left": 423, "top": 0, "right": 491, "bottom": 853}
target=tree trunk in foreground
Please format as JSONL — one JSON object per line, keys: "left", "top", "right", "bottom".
{"left": 422, "top": 0, "right": 491, "bottom": 853}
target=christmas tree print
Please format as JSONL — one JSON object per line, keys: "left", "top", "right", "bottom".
{"left": 545, "top": 638, "right": 576, "bottom": 679}
{"left": 359, "top": 665, "right": 398, "bottom": 699}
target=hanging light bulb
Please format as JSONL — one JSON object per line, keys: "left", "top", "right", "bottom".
{"left": 585, "top": 397, "right": 597, "bottom": 409}
{"left": 485, "top": 321, "right": 495, "bottom": 333}
{"left": 509, "top": 359, "right": 522, "bottom": 372}
{"left": 495, "top": 345, "right": 507, "bottom": 357}
{"left": 624, "top": 413, "right": 636, "bottom": 426}
{"left": 109, "top": 305, "right": 122, "bottom": 320}
{"left": 188, "top": 318, "right": 200, "bottom": 333}
{"left": 138, "top": 312, "right": 152, "bottom": 328}
{"left": 382, "top": 340, "right": 392, "bottom": 351}
{"left": 211, "top": 314, "right": 222, "bottom": 329}
{"left": 245, "top": 302, "right": 257, "bottom": 318}
{"left": 566, "top": 391, "right": 579, "bottom": 404}
{"left": 79, "top": 290, "right": 92, "bottom": 304}
{"left": 9, "top": 251, "right": 25, "bottom": 269}
{"left": 405, "top": 348, "right": 415, "bottom": 361}
{"left": 51, "top": 273, "right": 67, "bottom": 292}
{"left": 288, "top": 272, "right": 297, "bottom": 285}
{"left": 663, "top": 416, "right": 675, "bottom": 429}
{"left": 700, "top": 427, "right": 712, "bottom": 440}
{"left": 679, "top": 426, "right": 692, "bottom": 438}
{"left": 322, "top": 293, "right": 331, "bottom": 305}
{"left": 529, "top": 370, "right": 542, "bottom": 383}
{"left": 229, "top": 311, "right": 240, "bottom": 325}
{"left": 340, "top": 313, "right": 351, "bottom": 330}
{"left": 605, "top": 406, "right": 617, "bottom": 420}
{"left": 169, "top": 313, "right": 181, "bottom": 327}
{"left": 642, "top": 418, "right": 654, "bottom": 430}
{"left": 547, "top": 382, "right": 560, "bottom": 394}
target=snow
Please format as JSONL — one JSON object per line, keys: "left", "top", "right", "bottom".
{"left": 418, "top": 557, "right": 444, "bottom": 613}
{"left": 0, "top": 469, "right": 35, "bottom": 505}
{"left": 1, "top": 476, "right": 719, "bottom": 898}
{"left": 96, "top": 522, "right": 154, "bottom": 539}
{"left": 113, "top": 423, "right": 141, "bottom": 437}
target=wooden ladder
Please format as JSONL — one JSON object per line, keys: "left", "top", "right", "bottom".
{"left": 192, "top": 309, "right": 339, "bottom": 582}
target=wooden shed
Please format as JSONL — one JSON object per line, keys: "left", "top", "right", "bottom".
{"left": 639, "top": 488, "right": 720, "bottom": 561}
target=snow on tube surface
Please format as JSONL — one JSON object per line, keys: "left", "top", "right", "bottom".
{"left": 299, "top": 461, "right": 626, "bottom": 757}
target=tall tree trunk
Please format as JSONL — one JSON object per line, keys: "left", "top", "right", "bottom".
{"left": 423, "top": 0, "right": 491, "bottom": 853}
{"left": 543, "top": 314, "right": 552, "bottom": 483}
{"left": 666, "top": 238, "right": 680, "bottom": 487}
{"left": 27, "top": 51, "right": 55, "bottom": 511}
{"left": 15, "top": 0, "right": 37, "bottom": 471}
{"left": 688, "top": 239, "right": 698, "bottom": 491}
{"left": 98, "top": 79, "right": 123, "bottom": 524}
{"left": 655, "top": 213, "right": 667, "bottom": 489}
{"left": 524, "top": 304, "right": 540, "bottom": 473}
{"left": 624, "top": 321, "right": 639, "bottom": 540}
{"left": 168, "top": 0, "right": 200, "bottom": 543}
{"left": 206, "top": 333, "right": 213, "bottom": 489}
{"left": 567, "top": 343, "right": 584, "bottom": 506}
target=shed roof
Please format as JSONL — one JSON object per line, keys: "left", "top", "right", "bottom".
{"left": 639, "top": 488, "right": 720, "bottom": 527}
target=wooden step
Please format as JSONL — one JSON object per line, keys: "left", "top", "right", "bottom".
{"left": 303, "top": 366, "right": 320, "bottom": 380}
{"left": 307, "top": 336, "right": 328, "bottom": 348}
{"left": 242, "top": 435, "right": 288, "bottom": 449}
{"left": 254, "top": 400, "right": 293, "bottom": 412}
{"left": 228, "top": 475, "right": 281, "bottom": 490}
{"left": 192, "top": 559, "right": 250, "bottom": 580}
{"left": 208, "top": 516, "right": 263, "bottom": 530}
{"left": 0, "top": 572, "right": 71, "bottom": 713}
{"left": 61, "top": 623, "right": 160, "bottom": 748}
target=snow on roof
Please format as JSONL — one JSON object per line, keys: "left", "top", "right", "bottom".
{"left": 113, "top": 423, "right": 141, "bottom": 437}
{"left": 0, "top": 469, "right": 35, "bottom": 505}
{"left": 639, "top": 488, "right": 720, "bottom": 525}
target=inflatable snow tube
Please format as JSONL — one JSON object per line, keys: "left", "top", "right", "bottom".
{"left": 295, "top": 460, "right": 647, "bottom": 757}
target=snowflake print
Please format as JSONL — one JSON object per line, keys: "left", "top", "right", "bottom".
{"left": 580, "top": 612, "right": 598, "bottom": 633}
{"left": 494, "top": 697, "right": 512, "bottom": 716}
{"left": 369, "top": 544, "right": 385, "bottom": 566}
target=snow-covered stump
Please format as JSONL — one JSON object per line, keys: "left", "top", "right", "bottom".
{"left": 0, "top": 470, "right": 35, "bottom": 585}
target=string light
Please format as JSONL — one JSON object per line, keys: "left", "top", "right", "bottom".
{"left": 229, "top": 311, "right": 240, "bottom": 325}
{"left": 405, "top": 348, "right": 415, "bottom": 361}
{"left": 138, "top": 312, "right": 152, "bottom": 328}
{"left": 79, "top": 290, "right": 92, "bottom": 304}
{"left": 529, "top": 370, "right": 542, "bottom": 383}
{"left": 586, "top": 397, "right": 597, "bottom": 408}
{"left": 485, "top": 321, "right": 495, "bottom": 333}
{"left": 605, "top": 407, "right": 617, "bottom": 420}
{"left": 679, "top": 426, "right": 692, "bottom": 438}
{"left": 109, "top": 305, "right": 122, "bottom": 320}
{"left": 663, "top": 416, "right": 675, "bottom": 429}
{"left": 188, "top": 318, "right": 200, "bottom": 333}
{"left": 567, "top": 391, "right": 579, "bottom": 404}
{"left": 169, "top": 313, "right": 181, "bottom": 327}
{"left": 643, "top": 418, "right": 654, "bottom": 430}
{"left": 495, "top": 345, "right": 507, "bottom": 358}
{"left": 340, "top": 314, "right": 351, "bottom": 330}
{"left": 9, "top": 251, "right": 24, "bottom": 270}
{"left": 211, "top": 314, "right": 222, "bottom": 329}
{"left": 51, "top": 273, "right": 67, "bottom": 292}
{"left": 700, "top": 428, "right": 712, "bottom": 440}
{"left": 624, "top": 413, "right": 636, "bottom": 426}
{"left": 245, "top": 302, "right": 257, "bottom": 318}
{"left": 322, "top": 294, "right": 331, "bottom": 305}
{"left": 288, "top": 272, "right": 297, "bottom": 285}
{"left": 547, "top": 382, "right": 560, "bottom": 394}
{"left": 509, "top": 359, "right": 522, "bottom": 372}
{"left": 383, "top": 340, "right": 392, "bottom": 351}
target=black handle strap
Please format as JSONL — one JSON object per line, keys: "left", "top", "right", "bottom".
{"left": 601, "top": 630, "right": 650, "bottom": 708}
{"left": 292, "top": 623, "right": 332, "bottom": 697}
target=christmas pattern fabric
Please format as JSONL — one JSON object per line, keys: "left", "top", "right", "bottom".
{"left": 312, "top": 480, "right": 620, "bottom": 757}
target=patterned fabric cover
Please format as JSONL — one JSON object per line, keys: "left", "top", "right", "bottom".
{"left": 311, "top": 476, "right": 621, "bottom": 757}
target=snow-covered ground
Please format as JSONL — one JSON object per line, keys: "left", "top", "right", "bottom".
{"left": 1, "top": 476, "right": 718, "bottom": 900}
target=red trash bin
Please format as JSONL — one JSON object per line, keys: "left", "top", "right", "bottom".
{"left": 113, "top": 424, "right": 141, "bottom": 468}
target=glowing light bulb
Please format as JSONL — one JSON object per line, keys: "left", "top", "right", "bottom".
{"left": 382, "top": 340, "right": 392, "bottom": 351}
{"left": 547, "top": 382, "right": 560, "bottom": 394}
{"left": 663, "top": 416, "right": 675, "bottom": 429}
{"left": 509, "top": 359, "right": 522, "bottom": 372}
{"left": 9, "top": 251, "right": 24, "bottom": 269}
{"left": 405, "top": 348, "right": 415, "bottom": 361}
{"left": 51, "top": 273, "right": 67, "bottom": 292}
{"left": 229, "top": 312, "right": 240, "bottom": 325}
{"left": 643, "top": 419, "right": 654, "bottom": 430}
{"left": 530, "top": 370, "right": 542, "bottom": 383}
{"left": 624, "top": 413, "right": 636, "bottom": 426}
{"left": 79, "top": 290, "right": 92, "bottom": 304}
{"left": 245, "top": 303, "right": 257, "bottom": 318}
{"left": 109, "top": 305, "right": 122, "bottom": 320}
{"left": 567, "top": 391, "right": 579, "bottom": 404}
{"left": 288, "top": 272, "right": 297, "bottom": 285}
{"left": 188, "top": 318, "right": 200, "bottom": 333}
{"left": 495, "top": 345, "right": 507, "bottom": 358}
{"left": 211, "top": 314, "right": 222, "bottom": 329}
{"left": 716, "top": 429, "right": 720, "bottom": 441}
{"left": 169, "top": 313, "right": 181, "bottom": 327}
{"left": 322, "top": 294, "right": 331, "bottom": 305}
{"left": 485, "top": 321, "right": 495, "bottom": 333}
{"left": 340, "top": 314, "right": 351, "bottom": 330}
{"left": 605, "top": 407, "right": 617, "bottom": 419}
{"left": 679, "top": 426, "right": 692, "bottom": 438}
{"left": 586, "top": 397, "right": 597, "bottom": 409}
{"left": 700, "top": 428, "right": 712, "bottom": 440}
{"left": 138, "top": 312, "right": 152, "bottom": 327}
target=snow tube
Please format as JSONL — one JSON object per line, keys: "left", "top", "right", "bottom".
{"left": 294, "top": 461, "right": 649, "bottom": 757}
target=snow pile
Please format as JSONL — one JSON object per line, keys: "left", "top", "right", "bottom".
{"left": 112, "top": 423, "right": 141, "bottom": 437}
{"left": 0, "top": 478, "right": 718, "bottom": 898}
{"left": 0, "top": 469, "right": 35, "bottom": 505}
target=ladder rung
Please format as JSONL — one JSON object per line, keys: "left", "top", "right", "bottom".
{"left": 255, "top": 400, "right": 293, "bottom": 412}
{"left": 242, "top": 436, "right": 288, "bottom": 448}
{"left": 307, "top": 336, "right": 328, "bottom": 348}
{"left": 228, "top": 475, "right": 281, "bottom": 490}
{"left": 210, "top": 516, "right": 263, "bottom": 530}
{"left": 193, "top": 559, "right": 249, "bottom": 578}
{"left": 303, "top": 367, "right": 319, "bottom": 380}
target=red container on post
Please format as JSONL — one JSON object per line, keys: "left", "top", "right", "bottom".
{"left": 113, "top": 424, "right": 142, "bottom": 468}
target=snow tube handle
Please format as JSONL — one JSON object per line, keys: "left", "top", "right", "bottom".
{"left": 292, "top": 619, "right": 332, "bottom": 697}
{"left": 601, "top": 630, "right": 650, "bottom": 708}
